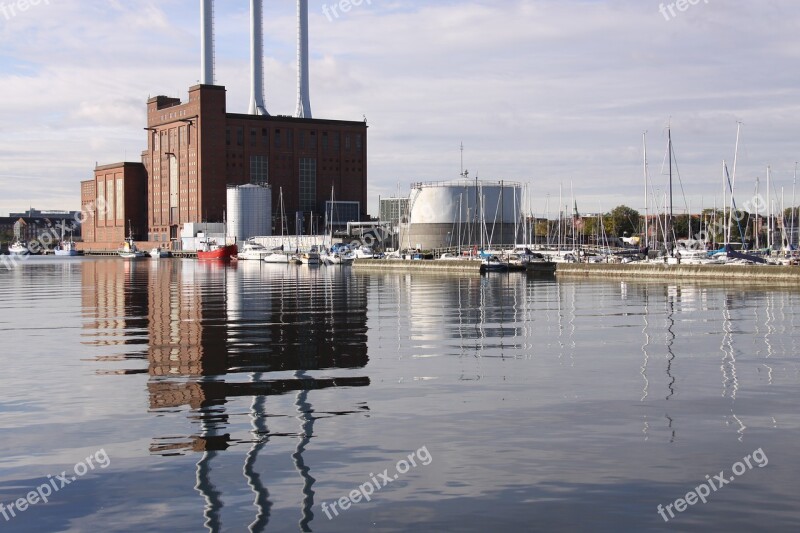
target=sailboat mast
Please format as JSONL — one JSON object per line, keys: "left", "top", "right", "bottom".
{"left": 767, "top": 165, "right": 772, "bottom": 250}
{"left": 755, "top": 177, "right": 760, "bottom": 249}
{"left": 728, "top": 123, "right": 741, "bottom": 245}
{"left": 793, "top": 163, "right": 798, "bottom": 249}
{"left": 668, "top": 127, "right": 673, "bottom": 251}
{"left": 643, "top": 132, "right": 649, "bottom": 248}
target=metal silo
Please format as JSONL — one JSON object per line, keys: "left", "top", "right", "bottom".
{"left": 227, "top": 184, "right": 272, "bottom": 245}
{"left": 400, "top": 179, "right": 522, "bottom": 250}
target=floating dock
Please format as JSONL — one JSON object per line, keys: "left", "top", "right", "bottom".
{"left": 556, "top": 263, "right": 800, "bottom": 284}
{"left": 353, "top": 259, "right": 482, "bottom": 273}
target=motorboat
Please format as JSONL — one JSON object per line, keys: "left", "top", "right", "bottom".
{"left": 479, "top": 255, "right": 509, "bottom": 273}
{"left": 237, "top": 241, "right": 271, "bottom": 261}
{"left": 298, "top": 251, "right": 321, "bottom": 266}
{"left": 149, "top": 247, "right": 171, "bottom": 259}
{"left": 54, "top": 241, "right": 80, "bottom": 257}
{"left": 119, "top": 238, "right": 146, "bottom": 259}
{"left": 8, "top": 241, "right": 29, "bottom": 256}
{"left": 523, "top": 252, "right": 557, "bottom": 275}
{"left": 197, "top": 239, "right": 237, "bottom": 261}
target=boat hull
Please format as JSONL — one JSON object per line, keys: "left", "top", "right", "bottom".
{"left": 197, "top": 244, "right": 238, "bottom": 261}
{"left": 119, "top": 252, "right": 147, "bottom": 259}
{"left": 54, "top": 250, "right": 80, "bottom": 257}
{"left": 525, "top": 261, "right": 557, "bottom": 275}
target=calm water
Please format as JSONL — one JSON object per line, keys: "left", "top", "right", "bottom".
{"left": 1, "top": 258, "right": 800, "bottom": 532}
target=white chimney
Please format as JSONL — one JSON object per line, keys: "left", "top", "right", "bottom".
{"left": 200, "top": 0, "right": 214, "bottom": 84}
{"left": 248, "top": 0, "right": 269, "bottom": 115}
{"left": 295, "top": 0, "right": 312, "bottom": 118}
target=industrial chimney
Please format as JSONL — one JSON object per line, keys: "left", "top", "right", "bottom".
{"left": 200, "top": 0, "right": 214, "bottom": 84}
{"left": 295, "top": 0, "right": 312, "bottom": 118}
{"left": 248, "top": 0, "right": 269, "bottom": 115}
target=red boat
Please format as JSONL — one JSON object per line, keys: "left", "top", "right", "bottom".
{"left": 197, "top": 240, "right": 238, "bottom": 261}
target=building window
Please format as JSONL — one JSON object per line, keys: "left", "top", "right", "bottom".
{"left": 97, "top": 180, "right": 105, "bottom": 223}
{"left": 226, "top": 128, "right": 231, "bottom": 146}
{"left": 356, "top": 134, "right": 362, "bottom": 150}
{"left": 322, "top": 132, "right": 329, "bottom": 151}
{"left": 250, "top": 155, "right": 268, "bottom": 185}
{"left": 299, "top": 158, "right": 317, "bottom": 212}
{"left": 116, "top": 178, "right": 124, "bottom": 221}
{"left": 251, "top": 128, "right": 257, "bottom": 147}
{"left": 286, "top": 130, "right": 294, "bottom": 151}
{"left": 345, "top": 136, "right": 351, "bottom": 151}
{"left": 299, "top": 130, "right": 306, "bottom": 150}
{"left": 332, "top": 132, "right": 340, "bottom": 151}
{"left": 237, "top": 127, "right": 244, "bottom": 147}
{"left": 105, "top": 180, "right": 115, "bottom": 222}
{"left": 262, "top": 128, "right": 269, "bottom": 147}
{"left": 275, "top": 129, "right": 281, "bottom": 149}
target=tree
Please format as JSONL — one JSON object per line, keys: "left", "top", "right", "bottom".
{"left": 606, "top": 205, "right": 640, "bottom": 237}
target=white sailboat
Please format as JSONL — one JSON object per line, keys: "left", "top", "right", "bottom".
{"left": 263, "top": 188, "right": 294, "bottom": 265}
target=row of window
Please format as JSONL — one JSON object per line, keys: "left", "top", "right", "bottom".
{"left": 226, "top": 127, "right": 363, "bottom": 153}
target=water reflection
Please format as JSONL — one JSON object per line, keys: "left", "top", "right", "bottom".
{"left": 82, "top": 259, "right": 369, "bottom": 532}
{"left": 69, "top": 262, "right": 800, "bottom": 531}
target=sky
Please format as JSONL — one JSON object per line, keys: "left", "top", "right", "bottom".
{"left": 2, "top": 0, "right": 800, "bottom": 218}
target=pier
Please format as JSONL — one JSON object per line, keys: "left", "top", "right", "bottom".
{"left": 556, "top": 262, "right": 800, "bottom": 284}
{"left": 353, "top": 259, "right": 482, "bottom": 274}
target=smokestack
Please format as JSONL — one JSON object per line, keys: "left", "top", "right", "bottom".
{"left": 200, "top": 0, "right": 214, "bottom": 84}
{"left": 248, "top": 0, "right": 268, "bottom": 115}
{"left": 295, "top": 0, "right": 312, "bottom": 118}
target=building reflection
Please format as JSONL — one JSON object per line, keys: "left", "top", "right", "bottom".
{"left": 83, "top": 259, "right": 369, "bottom": 532}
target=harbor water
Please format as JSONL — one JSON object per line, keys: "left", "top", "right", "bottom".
{"left": 1, "top": 258, "right": 799, "bottom": 532}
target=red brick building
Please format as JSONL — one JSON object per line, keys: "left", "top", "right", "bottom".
{"left": 80, "top": 162, "right": 148, "bottom": 248}
{"left": 82, "top": 83, "right": 368, "bottom": 248}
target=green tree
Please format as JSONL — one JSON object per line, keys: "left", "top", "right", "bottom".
{"left": 606, "top": 205, "right": 641, "bottom": 237}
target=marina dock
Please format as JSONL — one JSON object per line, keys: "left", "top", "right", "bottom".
{"left": 556, "top": 262, "right": 800, "bottom": 284}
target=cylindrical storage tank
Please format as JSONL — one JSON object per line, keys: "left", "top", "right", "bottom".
{"left": 400, "top": 180, "right": 522, "bottom": 250}
{"left": 227, "top": 184, "right": 272, "bottom": 244}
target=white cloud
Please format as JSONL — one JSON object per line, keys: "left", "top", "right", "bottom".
{"left": 2, "top": 0, "right": 800, "bottom": 217}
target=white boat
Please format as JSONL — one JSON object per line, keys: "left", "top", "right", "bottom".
{"left": 119, "top": 221, "right": 146, "bottom": 259}
{"left": 54, "top": 241, "right": 80, "bottom": 257}
{"left": 149, "top": 247, "right": 171, "bottom": 259}
{"left": 119, "top": 239, "right": 146, "bottom": 259}
{"left": 322, "top": 251, "right": 354, "bottom": 265}
{"left": 8, "top": 241, "right": 29, "bottom": 256}
{"left": 238, "top": 241, "right": 271, "bottom": 261}
{"left": 54, "top": 223, "right": 80, "bottom": 256}
{"left": 263, "top": 251, "right": 292, "bottom": 264}
{"left": 353, "top": 246, "right": 380, "bottom": 259}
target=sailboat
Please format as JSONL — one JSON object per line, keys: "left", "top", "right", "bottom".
{"left": 263, "top": 188, "right": 293, "bottom": 264}
{"left": 320, "top": 187, "right": 354, "bottom": 266}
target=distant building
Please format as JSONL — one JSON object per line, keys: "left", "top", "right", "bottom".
{"left": 0, "top": 216, "right": 82, "bottom": 245}
{"left": 380, "top": 197, "right": 409, "bottom": 226}
{"left": 10, "top": 208, "right": 82, "bottom": 220}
